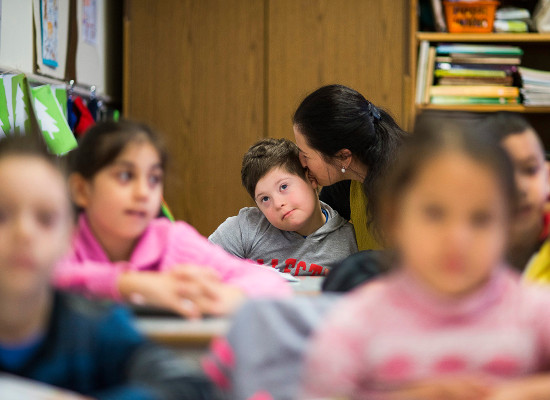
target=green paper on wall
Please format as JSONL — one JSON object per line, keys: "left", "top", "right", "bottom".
{"left": 10, "top": 74, "right": 33, "bottom": 136}
{"left": 31, "top": 85, "right": 77, "bottom": 155}
{"left": 0, "top": 79, "right": 11, "bottom": 137}
{"left": 52, "top": 84, "right": 68, "bottom": 119}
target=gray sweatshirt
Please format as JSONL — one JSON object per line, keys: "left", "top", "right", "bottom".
{"left": 208, "top": 201, "right": 358, "bottom": 276}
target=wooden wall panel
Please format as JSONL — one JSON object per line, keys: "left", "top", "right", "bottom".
{"left": 267, "top": 0, "right": 409, "bottom": 139}
{"left": 124, "top": 0, "right": 264, "bottom": 235}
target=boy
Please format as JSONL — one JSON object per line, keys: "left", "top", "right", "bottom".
{"left": 209, "top": 138, "right": 358, "bottom": 276}
{"left": 0, "top": 136, "right": 217, "bottom": 400}
{"left": 482, "top": 112, "right": 550, "bottom": 275}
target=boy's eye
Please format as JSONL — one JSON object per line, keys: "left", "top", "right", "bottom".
{"left": 280, "top": 184, "right": 288, "bottom": 191}
{"left": 261, "top": 196, "right": 270, "bottom": 203}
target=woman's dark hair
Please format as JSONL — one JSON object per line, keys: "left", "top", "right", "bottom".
{"left": 375, "top": 116, "right": 518, "bottom": 246}
{"left": 70, "top": 120, "right": 167, "bottom": 179}
{"left": 293, "top": 84, "right": 407, "bottom": 228}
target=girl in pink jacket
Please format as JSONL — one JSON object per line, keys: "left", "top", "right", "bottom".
{"left": 54, "top": 120, "right": 290, "bottom": 318}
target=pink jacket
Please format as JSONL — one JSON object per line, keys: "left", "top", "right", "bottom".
{"left": 54, "top": 215, "right": 292, "bottom": 300}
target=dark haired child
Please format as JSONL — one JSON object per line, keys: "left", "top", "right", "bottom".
{"left": 0, "top": 136, "right": 217, "bottom": 399}
{"left": 209, "top": 138, "right": 357, "bottom": 276}
{"left": 54, "top": 120, "right": 290, "bottom": 319}
{"left": 293, "top": 84, "right": 407, "bottom": 251}
{"left": 301, "top": 119, "right": 550, "bottom": 399}
{"left": 481, "top": 112, "right": 550, "bottom": 279}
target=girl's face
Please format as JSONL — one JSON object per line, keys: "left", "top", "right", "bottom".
{"left": 393, "top": 152, "right": 509, "bottom": 298}
{"left": 0, "top": 156, "right": 72, "bottom": 298}
{"left": 74, "top": 140, "right": 163, "bottom": 252}
{"left": 293, "top": 125, "right": 342, "bottom": 187}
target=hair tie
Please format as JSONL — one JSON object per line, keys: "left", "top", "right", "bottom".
{"left": 368, "top": 102, "right": 381, "bottom": 122}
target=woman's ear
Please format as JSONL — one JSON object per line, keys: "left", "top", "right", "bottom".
{"left": 68, "top": 173, "right": 91, "bottom": 209}
{"left": 335, "top": 149, "right": 353, "bottom": 167}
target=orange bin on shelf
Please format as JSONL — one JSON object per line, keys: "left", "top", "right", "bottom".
{"left": 443, "top": 1, "right": 499, "bottom": 33}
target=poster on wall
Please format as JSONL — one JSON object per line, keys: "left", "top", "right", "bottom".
{"left": 33, "top": 0, "right": 69, "bottom": 79}
{"left": 40, "top": 0, "right": 59, "bottom": 68}
{"left": 0, "top": 0, "right": 3, "bottom": 50}
{"left": 82, "top": 0, "right": 97, "bottom": 45}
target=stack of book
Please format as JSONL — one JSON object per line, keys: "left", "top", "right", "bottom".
{"left": 417, "top": 43, "right": 523, "bottom": 105}
{"left": 519, "top": 67, "right": 550, "bottom": 106}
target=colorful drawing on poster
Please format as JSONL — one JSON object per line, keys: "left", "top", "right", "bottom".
{"left": 41, "top": 0, "right": 59, "bottom": 68}
{"left": 82, "top": 0, "right": 97, "bottom": 45}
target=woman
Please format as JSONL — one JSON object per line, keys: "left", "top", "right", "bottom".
{"left": 293, "top": 84, "right": 406, "bottom": 250}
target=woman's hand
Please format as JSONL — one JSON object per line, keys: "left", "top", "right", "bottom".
{"left": 118, "top": 266, "right": 245, "bottom": 318}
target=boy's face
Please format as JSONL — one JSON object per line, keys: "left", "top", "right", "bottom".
{"left": 254, "top": 166, "right": 321, "bottom": 236}
{"left": 0, "top": 156, "right": 72, "bottom": 298}
{"left": 501, "top": 129, "right": 549, "bottom": 242}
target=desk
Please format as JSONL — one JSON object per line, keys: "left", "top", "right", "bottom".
{"left": 290, "top": 276, "right": 324, "bottom": 295}
{"left": 136, "top": 277, "right": 323, "bottom": 354}
{"left": 136, "top": 316, "right": 230, "bottom": 347}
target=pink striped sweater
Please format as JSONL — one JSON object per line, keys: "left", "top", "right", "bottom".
{"left": 54, "top": 215, "right": 291, "bottom": 300}
{"left": 301, "top": 267, "right": 550, "bottom": 399}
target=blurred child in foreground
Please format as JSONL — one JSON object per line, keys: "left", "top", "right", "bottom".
{"left": 0, "top": 136, "right": 217, "bottom": 399}
{"left": 301, "top": 118, "right": 550, "bottom": 400}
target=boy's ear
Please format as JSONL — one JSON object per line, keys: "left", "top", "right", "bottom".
{"left": 68, "top": 173, "right": 91, "bottom": 209}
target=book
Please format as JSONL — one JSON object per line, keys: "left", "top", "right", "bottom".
{"left": 430, "top": 85, "right": 520, "bottom": 97}
{"left": 415, "top": 40, "right": 430, "bottom": 105}
{"left": 494, "top": 20, "right": 529, "bottom": 33}
{"left": 431, "top": 96, "right": 519, "bottom": 105}
{"left": 438, "top": 76, "right": 514, "bottom": 85}
{"left": 436, "top": 44, "right": 524, "bottom": 56}
{"left": 435, "top": 55, "right": 521, "bottom": 65}
{"left": 423, "top": 47, "right": 437, "bottom": 104}
{"left": 435, "top": 69, "right": 507, "bottom": 78}
{"left": 495, "top": 7, "right": 530, "bottom": 20}
{"left": 436, "top": 62, "right": 518, "bottom": 74}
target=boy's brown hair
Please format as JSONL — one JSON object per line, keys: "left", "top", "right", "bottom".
{"left": 241, "top": 138, "right": 307, "bottom": 199}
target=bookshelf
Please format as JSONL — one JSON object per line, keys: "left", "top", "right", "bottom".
{"left": 409, "top": 0, "right": 550, "bottom": 135}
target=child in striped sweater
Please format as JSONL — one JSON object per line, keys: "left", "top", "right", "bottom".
{"left": 301, "top": 118, "right": 550, "bottom": 400}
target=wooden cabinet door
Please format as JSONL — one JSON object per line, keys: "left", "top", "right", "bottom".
{"left": 124, "top": 0, "right": 265, "bottom": 235}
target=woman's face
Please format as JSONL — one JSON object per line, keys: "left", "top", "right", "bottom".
{"left": 293, "top": 125, "right": 342, "bottom": 187}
